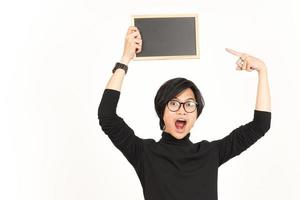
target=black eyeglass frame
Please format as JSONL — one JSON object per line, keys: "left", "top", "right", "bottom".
{"left": 167, "top": 99, "right": 198, "bottom": 113}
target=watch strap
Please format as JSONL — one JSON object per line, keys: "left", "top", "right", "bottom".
{"left": 112, "top": 62, "right": 128, "bottom": 74}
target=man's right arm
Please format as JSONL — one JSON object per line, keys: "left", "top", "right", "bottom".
{"left": 98, "top": 26, "right": 143, "bottom": 168}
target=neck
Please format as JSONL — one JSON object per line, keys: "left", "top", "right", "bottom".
{"left": 160, "top": 131, "right": 192, "bottom": 146}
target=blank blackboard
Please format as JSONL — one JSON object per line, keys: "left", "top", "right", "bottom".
{"left": 132, "top": 14, "right": 199, "bottom": 60}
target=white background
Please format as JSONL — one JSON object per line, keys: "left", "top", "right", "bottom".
{"left": 1, "top": 0, "right": 299, "bottom": 199}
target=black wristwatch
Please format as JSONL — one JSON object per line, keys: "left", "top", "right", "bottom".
{"left": 112, "top": 62, "right": 128, "bottom": 74}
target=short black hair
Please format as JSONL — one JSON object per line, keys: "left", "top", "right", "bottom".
{"left": 154, "top": 77, "right": 205, "bottom": 130}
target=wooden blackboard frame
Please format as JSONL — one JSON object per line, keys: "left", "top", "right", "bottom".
{"left": 131, "top": 14, "right": 199, "bottom": 60}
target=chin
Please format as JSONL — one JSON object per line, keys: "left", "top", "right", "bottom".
{"left": 172, "top": 131, "right": 189, "bottom": 139}
{"left": 175, "top": 134, "right": 186, "bottom": 139}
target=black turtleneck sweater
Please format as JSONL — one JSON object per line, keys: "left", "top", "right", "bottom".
{"left": 98, "top": 89, "right": 271, "bottom": 200}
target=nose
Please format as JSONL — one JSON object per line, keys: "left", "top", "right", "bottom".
{"left": 177, "top": 104, "right": 187, "bottom": 115}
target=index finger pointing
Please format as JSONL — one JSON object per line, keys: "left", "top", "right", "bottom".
{"left": 225, "top": 48, "right": 243, "bottom": 57}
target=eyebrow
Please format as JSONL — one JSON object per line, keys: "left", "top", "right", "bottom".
{"left": 172, "top": 97, "right": 196, "bottom": 101}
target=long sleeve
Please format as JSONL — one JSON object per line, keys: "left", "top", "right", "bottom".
{"left": 98, "top": 89, "right": 144, "bottom": 168}
{"left": 214, "top": 110, "right": 271, "bottom": 166}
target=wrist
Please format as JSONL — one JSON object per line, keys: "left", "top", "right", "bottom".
{"left": 112, "top": 62, "right": 128, "bottom": 74}
{"left": 257, "top": 66, "right": 267, "bottom": 75}
{"left": 120, "top": 56, "right": 131, "bottom": 65}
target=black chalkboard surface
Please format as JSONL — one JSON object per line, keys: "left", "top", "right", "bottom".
{"left": 132, "top": 14, "right": 199, "bottom": 60}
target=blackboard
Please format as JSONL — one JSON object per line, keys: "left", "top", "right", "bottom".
{"left": 132, "top": 14, "right": 199, "bottom": 60}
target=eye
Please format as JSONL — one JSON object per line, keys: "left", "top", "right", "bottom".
{"left": 186, "top": 102, "right": 192, "bottom": 107}
{"left": 185, "top": 101, "right": 196, "bottom": 107}
{"left": 169, "top": 100, "right": 179, "bottom": 106}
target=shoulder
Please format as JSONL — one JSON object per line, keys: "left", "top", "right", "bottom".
{"left": 141, "top": 138, "right": 156, "bottom": 145}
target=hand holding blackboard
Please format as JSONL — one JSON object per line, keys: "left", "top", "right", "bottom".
{"left": 120, "top": 26, "right": 143, "bottom": 65}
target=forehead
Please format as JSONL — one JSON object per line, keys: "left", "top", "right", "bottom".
{"left": 173, "top": 88, "right": 195, "bottom": 101}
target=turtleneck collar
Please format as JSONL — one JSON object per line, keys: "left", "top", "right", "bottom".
{"left": 159, "top": 131, "right": 193, "bottom": 146}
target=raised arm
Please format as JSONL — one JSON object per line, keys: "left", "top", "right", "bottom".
{"left": 214, "top": 49, "right": 272, "bottom": 166}
{"left": 226, "top": 48, "right": 271, "bottom": 112}
{"left": 98, "top": 27, "right": 143, "bottom": 168}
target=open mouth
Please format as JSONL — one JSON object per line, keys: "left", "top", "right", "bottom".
{"left": 175, "top": 119, "right": 187, "bottom": 130}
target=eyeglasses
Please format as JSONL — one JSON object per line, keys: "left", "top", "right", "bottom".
{"left": 167, "top": 99, "right": 198, "bottom": 113}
